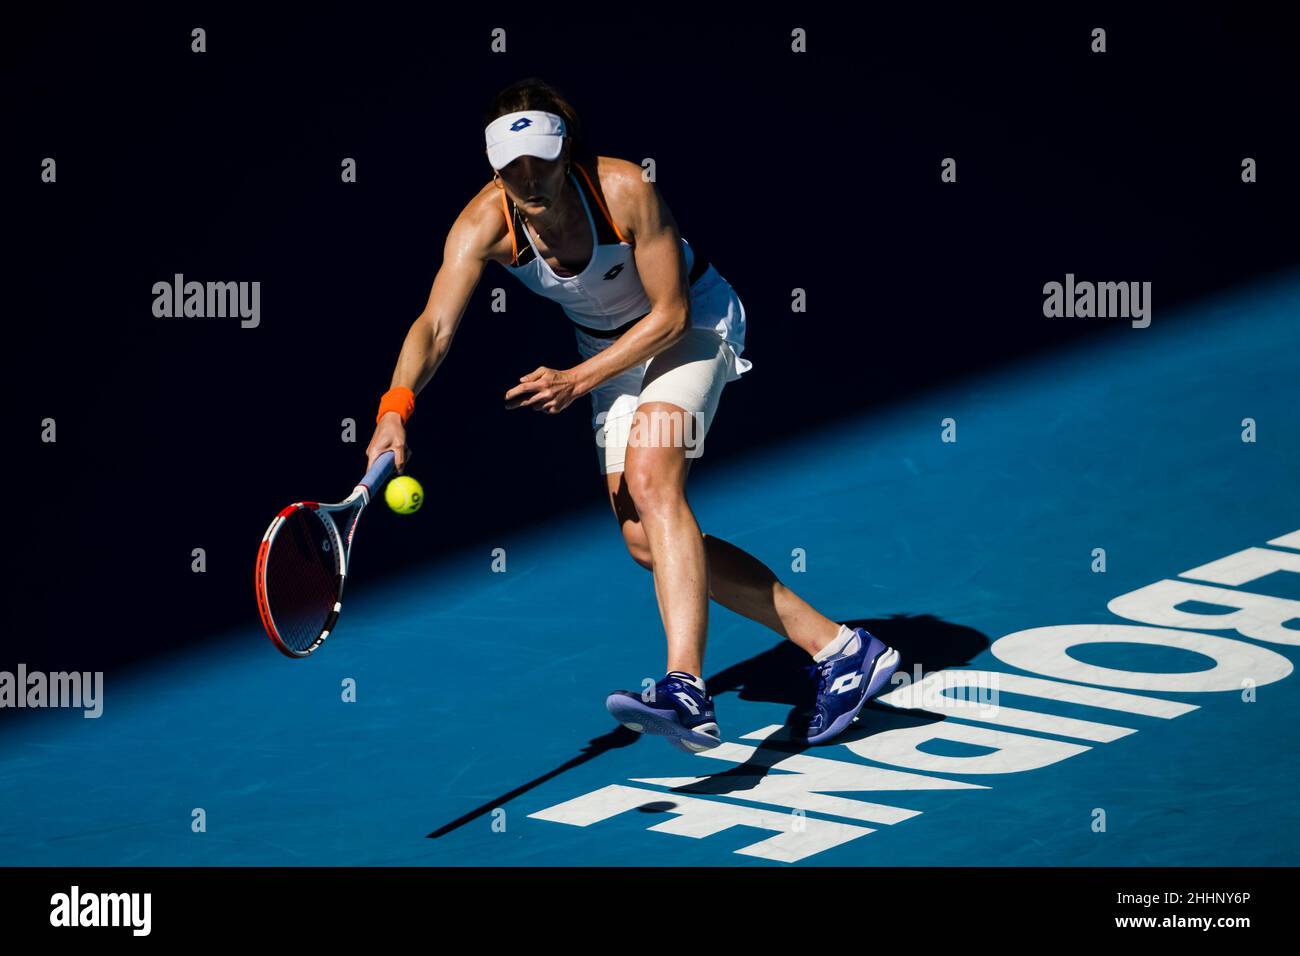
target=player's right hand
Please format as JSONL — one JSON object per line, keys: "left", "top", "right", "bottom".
{"left": 367, "top": 413, "right": 410, "bottom": 474}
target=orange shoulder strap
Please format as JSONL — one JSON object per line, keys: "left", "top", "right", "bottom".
{"left": 497, "top": 186, "right": 518, "bottom": 265}
{"left": 574, "top": 161, "right": 630, "bottom": 245}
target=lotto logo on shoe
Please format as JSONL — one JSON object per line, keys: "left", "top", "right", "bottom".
{"left": 674, "top": 692, "right": 700, "bottom": 715}
{"left": 829, "top": 673, "right": 864, "bottom": 695}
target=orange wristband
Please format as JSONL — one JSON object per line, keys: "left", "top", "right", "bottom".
{"left": 376, "top": 386, "right": 415, "bottom": 424}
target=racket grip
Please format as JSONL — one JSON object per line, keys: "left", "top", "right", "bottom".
{"left": 359, "top": 450, "right": 397, "bottom": 498}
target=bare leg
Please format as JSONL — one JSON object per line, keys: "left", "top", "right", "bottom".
{"left": 701, "top": 533, "right": 841, "bottom": 657}
{"left": 621, "top": 404, "right": 709, "bottom": 676}
{"left": 611, "top": 411, "right": 842, "bottom": 664}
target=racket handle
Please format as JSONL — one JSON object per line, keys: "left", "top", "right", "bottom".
{"left": 359, "top": 450, "right": 397, "bottom": 500}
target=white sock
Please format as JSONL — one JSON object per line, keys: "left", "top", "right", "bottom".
{"left": 667, "top": 671, "right": 706, "bottom": 693}
{"left": 814, "top": 624, "right": 861, "bottom": 662}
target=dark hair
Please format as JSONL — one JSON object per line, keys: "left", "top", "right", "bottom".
{"left": 483, "top": 77, "right": 586, "bottom": 160}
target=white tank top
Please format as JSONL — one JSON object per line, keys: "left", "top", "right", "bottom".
{"left": 496, "top": 161, "right": 735, "bottom": 340}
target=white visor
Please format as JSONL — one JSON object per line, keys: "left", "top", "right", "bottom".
{"left": 485, "top": 109, "right": 566, "bottom": 170}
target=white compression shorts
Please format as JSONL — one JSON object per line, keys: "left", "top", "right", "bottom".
{"left": 581, "top": 326, "right": 744, "bottom": 475}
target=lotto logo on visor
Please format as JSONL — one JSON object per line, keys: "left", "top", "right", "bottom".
{"left": 485, "top": 109, "right": 567, "bottom": 169}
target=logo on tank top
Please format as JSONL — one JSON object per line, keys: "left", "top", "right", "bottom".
{"left": 602, "top": 263, "right": 625, "bottom": 281}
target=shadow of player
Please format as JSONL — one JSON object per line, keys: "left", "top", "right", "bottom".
{"left": 427, "top": 612, "right": 989, "bottom": 836}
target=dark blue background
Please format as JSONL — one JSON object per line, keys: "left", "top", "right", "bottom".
{"left": 5, "top": 3, "right": 1298, "bottom": 676}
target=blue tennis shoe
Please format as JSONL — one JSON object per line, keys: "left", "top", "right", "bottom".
{"left": 805, "top": 628, "right": 901, "bottom": 744}
{"left": 606, "top": 671, "right": 721, "bottom": 753}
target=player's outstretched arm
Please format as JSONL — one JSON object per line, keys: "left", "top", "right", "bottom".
{"left": 366, "top": 197, "right": 501, "bottom": 472}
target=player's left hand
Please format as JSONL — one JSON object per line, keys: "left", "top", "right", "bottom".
{"left": 505, "top": 367, "right": 582, "bottom": 414}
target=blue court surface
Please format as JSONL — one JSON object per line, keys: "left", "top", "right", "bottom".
{"left": 3, "top": 273, "right": 1298, "bottom": 867}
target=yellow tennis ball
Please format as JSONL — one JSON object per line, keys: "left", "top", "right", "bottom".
{"left": 384, "top": 475, "right": 423, "bottom": 515}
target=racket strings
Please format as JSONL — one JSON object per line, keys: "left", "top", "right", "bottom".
{"left": 265, "top": 508, "right": 342, "bottom": 653}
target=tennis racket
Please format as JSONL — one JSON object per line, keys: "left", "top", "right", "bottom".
{"left": 254, "top": 451, "right": 397, "bottom": 658}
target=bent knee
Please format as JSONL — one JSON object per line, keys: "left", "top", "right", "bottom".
{"left": 624, "top": 464, "right": 683, "bottom": 516}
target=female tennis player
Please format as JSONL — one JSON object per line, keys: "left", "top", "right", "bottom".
{"left": 365, "top": 78, "right": 898, "bottom": 750}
